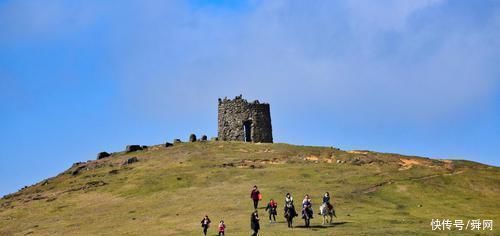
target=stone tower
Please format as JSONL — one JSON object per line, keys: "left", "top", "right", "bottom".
{"left": 218, "top": 95, "right": 273, "bottom": 143}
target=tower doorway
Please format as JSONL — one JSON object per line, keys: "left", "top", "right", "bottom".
{"left": 243, "top": 120, "right": 252, "bottom": 142}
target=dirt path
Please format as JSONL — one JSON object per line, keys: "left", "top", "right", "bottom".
{"left": 352, "top": 170, "right": 466, "bottom": 194}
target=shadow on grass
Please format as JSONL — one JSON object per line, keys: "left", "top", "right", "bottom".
{"left": 294, "top": 221, "right": 349, "bottom": 229}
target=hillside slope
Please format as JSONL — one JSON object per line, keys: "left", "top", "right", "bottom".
{"left": 0, "top": 142, "right": 499, "bottom": 235}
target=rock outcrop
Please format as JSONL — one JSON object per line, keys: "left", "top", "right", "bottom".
{"left": 126, "top": 145, "right": 143, "bottom": 153}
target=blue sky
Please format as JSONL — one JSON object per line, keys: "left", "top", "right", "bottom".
{"left": 0, "top": 0, "right": 499, "bottom": 196}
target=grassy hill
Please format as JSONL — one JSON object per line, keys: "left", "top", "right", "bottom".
{"left": 0, "top": 141, "right": 498, "bottom": 235}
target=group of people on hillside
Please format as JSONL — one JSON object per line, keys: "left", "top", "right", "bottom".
{"left": 200, "top": 215, "right": 226, "bottom": 236}
{"left": 201, "top": 185, "right": 335, "bottom": 235}
{"left": 251, "top": 186, "right": 336, "bottom": 233}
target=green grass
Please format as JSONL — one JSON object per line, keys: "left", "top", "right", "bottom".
{"left": 0, "top": 142, "right": 498, "bottom": 235}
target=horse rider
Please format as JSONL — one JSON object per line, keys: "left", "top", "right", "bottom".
{"left": 285, "top": 193, "right": 294, "bottom": 205}
{"left": 302, "top": 194, "right": 312, "bottom": 205}
{"left": 284, "top": 193, "right": 297, "bottom": 216}
{"left": 322, "top": 192, "right": 330, "bottom": 204}
{"left": 323, "top": 192, "right": 334, "bottom": 211}
{"left": 302, "top": 194, "right": 313, "bottom": 218}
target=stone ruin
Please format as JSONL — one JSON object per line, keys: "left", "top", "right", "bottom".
{"left": 95, "top": 95, "right": 274, "bottom": 160}
{"left": 218, "top": 95, "right": 273, "bottom": 143}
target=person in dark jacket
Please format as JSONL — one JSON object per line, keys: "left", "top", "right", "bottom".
{"left": 285, "top": 193, "right": 294, "bottom": 206}
{"left": 322, "top": 192, "right": 330, "bottom": 204}
{"left": 200, "top": 215, "right": 211, "bottom": 236}
{"left": 250, "top": 211, "right": 260, "bottom": 236}
{"left": 284, "top": 193, "right": 297, "bottom": 217}
{"left": 250, "top": 185, "right": 261, "bottom": 209}
{"left": 302, "top": 194, "right": 313, "bottom": 219}
{"left": 323, "top": 191, "right": 334, "bottom": 211}
{"left": 265, "top": 199, "right": 278, "bottom": 223}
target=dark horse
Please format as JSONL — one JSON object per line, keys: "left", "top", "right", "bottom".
{"left": 284, "top": 205, "right": 297, "bottom": 228}
{"left": 302, "top": 207, "right": 313, "bottom": 227}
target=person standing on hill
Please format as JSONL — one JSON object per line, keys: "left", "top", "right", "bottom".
{"left": 200, "top": 215, "right": 211, "bottom": 236}
{"left": 250, "top": 210, "right": 260, "bottom": 236}
{"left": 265, "top": 198, "right": 278, "bottom": 223}
{"left": 250, "top": 185, "right": 261, "bottom": 209}
{"left": 218, "top": 220, "right": 226, "bottom": 236}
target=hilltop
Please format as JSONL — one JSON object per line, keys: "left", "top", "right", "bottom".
{"left": 0, "top": 141, "right": 499, "bottom": 235}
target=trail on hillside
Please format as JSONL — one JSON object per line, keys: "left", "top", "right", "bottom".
{"left": 352, "top": 170, "right": 466, "bottom": 195}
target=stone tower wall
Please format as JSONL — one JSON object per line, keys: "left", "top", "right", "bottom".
{"left": 217, "top": 95, "right": 273, "bottom": 143}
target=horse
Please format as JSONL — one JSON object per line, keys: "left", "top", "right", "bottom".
{"left": 302, "top": 207, "right": 313, "bottom": 227}
{"left": 319, "top": 203, "right": 336, "bottom": 225}
{"left": 284, "top": 206, "right": 296, "bottom": 228}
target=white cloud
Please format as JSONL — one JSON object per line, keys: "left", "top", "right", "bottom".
{"left": 2, "top": 0, "right": 499, "bottom": 124}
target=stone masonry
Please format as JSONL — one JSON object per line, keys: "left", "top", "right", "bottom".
{"left": 217, "top": 95, "right": 273, "bottom": 143}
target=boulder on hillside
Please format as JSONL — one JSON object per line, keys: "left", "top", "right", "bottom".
{"left": 71, "top": 165, "right": 87, "bottom": 176}
{"left": 173, "top": 139, "right": 182, "bottom": 144}
{"left": 201, "top": 135, "right": 208, "bottom": 141}
{"left": 165, "top": 142, "right": 173, "bottom": 147}
{"left": 189, "top": 134, "right": 197, "bottom": 142}
{"left": 126, "top": 145, "right": 143, "bottom": 153}
{"left": 123, "top": 157, "right": 138, "bottom": 165}
{"left": 97, "top": 152, "right": 111, "bottom": 160}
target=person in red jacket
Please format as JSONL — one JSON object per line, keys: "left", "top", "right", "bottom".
{"left": 265, "top": 198, "right": 278, "bottom": 223}
{"left": 250, "top": 185, "right": 261, "bottom": 209}
{"left": 218, "top": 220, "right": 226, "bottom": 236}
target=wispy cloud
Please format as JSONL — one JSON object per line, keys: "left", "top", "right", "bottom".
{"left": 1, "top": 0, "right": 499, "bottom": 133}
{"left": 3, "top": 0, "right": 498, "bottom": 122}
{"left": 92, "top": 0, "right": 499, "bottom": 124}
